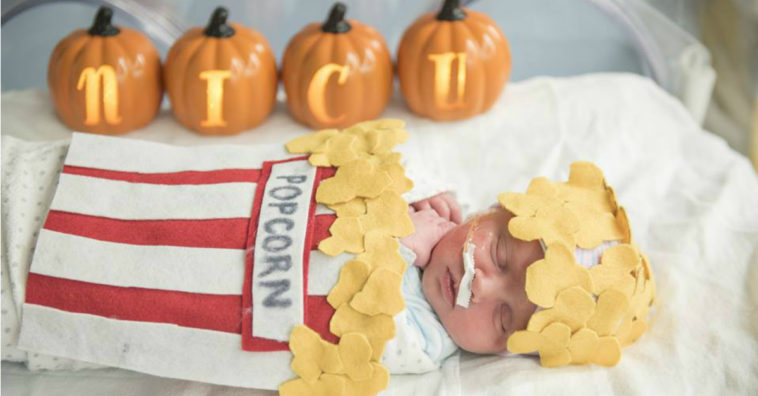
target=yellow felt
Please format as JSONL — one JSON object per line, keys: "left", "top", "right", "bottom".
{"left": 355, "top": 231, "right": 407, "bottom": 275}
{"left": 308, "top": 153, "right": 331, "bottom": 167}
{"left": 338, "top": 333, "right": 374, "bottom": 381}
{"left": 591, "top": 337, "right": 621, "bottom": 367}
{"left": 328, "top": 198, "right": 367, "bottom": 217}
{"left": 615, "top": 316, "right": 648, "bottom": 346}
{"left": 376, "top": 161, "right": 414, "bottom": 196}
{"left": 318, "top": 217, "right": 365, "bottom": 256}
{"left": 507, "top": 330, "right": 542, "bottom": 354}
{"left": 567, "top": 162, "right": 606, "bottom": 190}
{"left": 616, "top": 206, "right": 632, "bottom": 244}
{"left": 524, "top": 244, "right": 593, "bottom": 308}
{"left": 289, "top": 325, "right": 343, "bottom": 382}
{"left": 327, "top": 260, "right": 371, "bottom": 309}
{"left": 570, "top": 208, "right": 625, "bottom": 249}
{"left": 589, "top": 262, "right": 635, "bottom": 298}
{"left": 279, "top": 374, "right": 346, "bottom": 396}
{"left": 537, "top": 322, "right": 573, "bottom": 367}
{"left": 587, "top": 289, "right": 629, "bottom": 336}
{"left": 316, "top": 159, "right": 392, "bottom": 204}
{"left": 330, "top": 304, "right": 395, "bottom": 361}
{"left": 325, "top": 134, "right": 369, "bottom": 167}
{"left": 359, "top": 191, "right": 415, "bottom": 238}
{"left": 285, "top": 129, "right": 338, "bottom": 154}
{"left": 498, "top": 191, "right": 552, "bottom": 217}
{"left": 601, "top": 244, "right": 641, "bottom": 271}
{"left": 527, "top": 286, "right": 596, "bottom": 332}
{"left": 350, "top": 268, "right": 405, "bottom": 316}
{"left": 567, "top": 328, "right": 600, "bottom": 365}
{"left": 366, "top": 128, "right": 409, "bottom": 154}
{"left": 343, "top": 363, "right": 390, "bottom": 396}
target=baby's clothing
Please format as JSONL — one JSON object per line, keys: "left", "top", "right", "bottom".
{"left": 382, "top": 246, "right": 458, "bottom": 373}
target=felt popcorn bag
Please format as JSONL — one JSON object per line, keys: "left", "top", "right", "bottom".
{"left": 17, "top": 120, "right": 415, "bottom": 395}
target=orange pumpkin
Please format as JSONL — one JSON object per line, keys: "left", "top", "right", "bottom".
{"left": 282, "top": 2, "right": 393, "bottom": 129}
{"left": 164, "top": 7, "right": 277, "bottom": 135}
{"left": 48, "top": 6, "right": 162, "bottom": 134}
{"left": 397, "top": 0, "right": 511, "bottom": 121}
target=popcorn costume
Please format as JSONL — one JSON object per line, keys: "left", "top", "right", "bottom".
{"left": 10, "top": 120, "right": 450, "bottom": 395}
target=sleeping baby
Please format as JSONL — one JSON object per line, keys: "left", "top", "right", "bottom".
{"left": 392, "top": 163, "right": 654, "bottom": 371}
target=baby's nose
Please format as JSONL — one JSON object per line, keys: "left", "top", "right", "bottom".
{"left": 469, "top": 268, "right": 500, "bottom": 304}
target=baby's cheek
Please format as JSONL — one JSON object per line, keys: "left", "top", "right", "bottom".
{"left": 445, "top": 308, "right": 503, "bottom": 354}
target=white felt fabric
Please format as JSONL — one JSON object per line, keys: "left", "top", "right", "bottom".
{"left": 3, "top": 73, "right": 758, "bottom": 395}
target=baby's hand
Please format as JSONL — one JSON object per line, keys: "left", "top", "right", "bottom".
{"left": 401, "top": 209, "right": 457, "bottom": 268}
{"left": 410, "top": 192, "right": 463, "bottom": 224}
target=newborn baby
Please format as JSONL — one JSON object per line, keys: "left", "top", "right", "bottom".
{"left": 393, "top": 192, "right": 542, "bottom": 369}
{"left": 402, "top": 193, "right": 542, "bottom": 354}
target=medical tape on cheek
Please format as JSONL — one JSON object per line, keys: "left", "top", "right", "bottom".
{"left": 456, "top": 217, "right": 479, "bottom": 308}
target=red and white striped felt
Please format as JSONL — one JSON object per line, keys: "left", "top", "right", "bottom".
{"left": 18, "top": 133, "right": 349, "bottom": 389}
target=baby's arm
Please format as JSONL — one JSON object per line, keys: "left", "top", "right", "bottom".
{"left": 400, "top": 192, "right": 462, "bottom": 268}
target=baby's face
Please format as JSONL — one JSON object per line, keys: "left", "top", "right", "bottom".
{"left": 421, "top": 207, "right": 543, "bottom": 354}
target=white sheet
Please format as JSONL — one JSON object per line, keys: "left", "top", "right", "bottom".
{"left": 2, "top": 73, "right": 757, "bottom": 395}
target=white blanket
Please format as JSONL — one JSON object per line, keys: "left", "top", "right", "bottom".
{"left": 2, "top": 73, "right": 757, "bottom": 395}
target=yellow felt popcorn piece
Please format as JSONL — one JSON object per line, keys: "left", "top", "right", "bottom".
{"left": 285, "top": 129, "right": 338, "bottom": 154}
{"left": 587, "top": 289, "right": 629, "bottom": 336}
{"left": 508, "top": 203, "right": 580, "bottom": 248}
{"left": 318, "top": 217, "right": 365, "bottom": 256}
{"left": 567, "top": 328, "right": 622, "bottom": 366}
{"left": 615, "top": 316, "right": 648, "bottom": 346}
{"left": 360, "top": 191, "right": 415, "bottom": 238}
{"left": 355, "top": 231, "right": 408, "bottom": 275}
{"left": 567, "top": 204, "right": 625, "bottom": 249}
{"left": 289, "top": 325, "right": 343, "bottom": 382}
{"left": 309, "top": 153, "right": 331, "bottom": 167}
{"left": 343, "top": 363, "right": 390, "bottom": 396}
{"left": 350, "top": 268, "right": 405, "bottom": 316}
{"left": 589, "top": 245, "right": 638, "bottom": 298}
{"left": 324, "top": 134, "right": 372, "bottom": 167}
{"left": 327, "top": 260, "right": 371, "bottom": 309}
{"left": 279, "top": 374, "right": 345, "bottom": 396}
{"left": 328, "top": 198, "right": 367, "bottom": 217}
{"left": 527, "top": 286, "right": 596, "bottom": 333}
{"left": 568, "top": 161, "right": 607, "bottom": 190}
{"left": 316, "top": 159, "right": 392, "bottom": 204}
{"left": 498, "top": 190, "right": 555, "bottom": 217}
{"left": 337, "top": 333, "right": 374, "bottom": 381}
{"left": 524, "top": 243, "right": 593, "bottom": 308}
{"left": 330, "top": 304, "right": 395, "bottom": 361}
{"left": 508, "top": 322, "right": 573, "bottom": 367}
{"left": 616, "top": 206, "right": 632, "bottom": 244}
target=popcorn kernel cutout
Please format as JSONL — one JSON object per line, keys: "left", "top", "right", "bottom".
{"left": 327, "top": 260, "right": 371, "bottom": 309}
{"left": 524, "top": 244, "right": 593, "bottom": 308}
{"left": 586, "top": 289, "right": 629, "bottom": 336}
{"left": 355, "top": 231, "right": 408, "bottom": 275}
{"left": 568, "top": 162, "right": 607, "bottom": 190}
{"left": 360, "top": 191, "right": 415, "bottom": 238}
{"left": 330, "top": 304, "right": 395, "bottom": 361}
{"left": 316, "top": 159, "right": 392, "bottom": 204}
{"left": 508, "top": 322, "right": 573, "bottom": 367}
{"left": 344, "top": 363, "right": 390, "bottom": 396}
{"left": 350, "top": 268, "right": 405, "bottom": 316}
{"left": 318, "top": 217, "right": 365, "bottom": 256}
{"left": 338, "top": 333, "right": 374, "bottom": 381}
{"left": 527, "top": 286, "right": 596, "bottom": 333}
{"left": 286, "top": 129, "right": 338, "bottom": 154}
{"left": 567, "top": 328, "right": 622, "bottom": 366}
{"left": 289, "top": 325, "right": 343, "bottom": 382}
{"left": 328, "top": 198, "right": 367, "bottom": 217}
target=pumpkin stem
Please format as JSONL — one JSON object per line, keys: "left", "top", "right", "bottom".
{"left": 204, "top": 7, "right": 236, "bottom": 38}
{"left": 88, "top": 6, "right": 120, "bottom": 36}
{"left": 322, "top": 2, "right": 351, "bottom": 33}
{"left": 437, "top": 0, "right": 466, "bottom": 21}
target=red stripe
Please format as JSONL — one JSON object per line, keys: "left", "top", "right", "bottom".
{"left": 25, "top": 273, "right": 243, "bottom": 333}
{"left": 44, "top": 210, "right": 250, "bottom": 249}
{"left": 63, "top": 165, "right": 261, "bottom": 185}
{"left": 311, "top": 214, "right": 336, "bottom": 250}
{"left": 25, "top": 274, "right": 335, "bottom": 343}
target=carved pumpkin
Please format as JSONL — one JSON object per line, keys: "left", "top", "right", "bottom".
{"left": 48, "top": 6, "right": 162, "bottom": 134}
{"left": 281, "top": 2, "right": 393, "bottom": 129}
{"left": 397, "top": 0, "right": 511, "bottom": 121}
{"left": 164, "top": 7, "right": 277, "bottom": 135}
